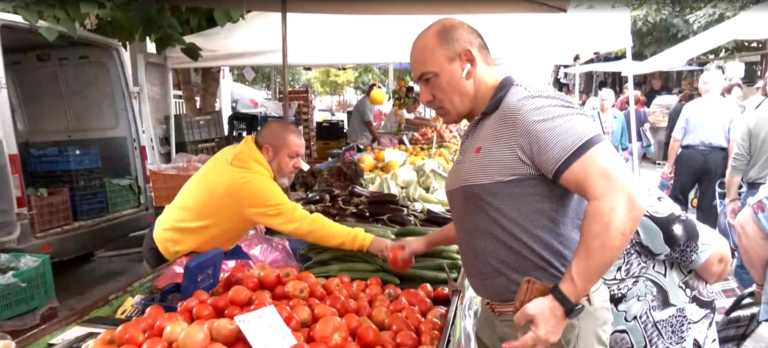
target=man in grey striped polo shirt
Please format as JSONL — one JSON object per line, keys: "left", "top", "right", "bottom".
{"left": 397, "top": 19, "right": 645, "bottom": 348}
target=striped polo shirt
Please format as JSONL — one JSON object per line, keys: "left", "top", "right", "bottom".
{"left": 446, "top": 76, "right": 604, "bottom": 303}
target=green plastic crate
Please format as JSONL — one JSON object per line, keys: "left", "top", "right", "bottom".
{"left": 106, "top": 177, "right": 139, "bottom": 214}
{"left": 0, "top": 253, "right": 56, "bottom": 320}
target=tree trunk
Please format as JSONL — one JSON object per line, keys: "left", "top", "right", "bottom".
{"left": 177, "top": 68, "right": 199, "bottom": 116}
{"left": 199, "top": 67, "right": 221, "bottom": 114}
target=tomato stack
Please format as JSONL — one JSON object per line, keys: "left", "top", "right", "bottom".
{"left": 84, "top": 264, "right": 452, "bottom": 348}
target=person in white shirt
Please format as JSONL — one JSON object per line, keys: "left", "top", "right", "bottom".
{"left": 380, "top": 97, "right": 434, "bottom": 132}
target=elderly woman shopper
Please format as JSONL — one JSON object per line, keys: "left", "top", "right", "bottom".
{"left": 623, "top": 91, "right": 651, "bottom": 172}
{"left": 591, "top": 88, "right": 630, "bottom": 162}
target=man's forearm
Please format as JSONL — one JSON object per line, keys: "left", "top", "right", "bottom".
{"left": 559, "top": 192, "right": 643, "bottom": 301}
{"left": 365, "top": 122, "right": 379, "bottom": 142}
{"left": 726, "top": 173, "right": 743, "bottom": 201}
{"left": 736, "top": 209, "right": 768, "bottom": 286}
{"left": 667, "top": 138, "right": 682, "bottom": 166}
{"left": 425, "top": 223, "right": 457, "bottom": 250}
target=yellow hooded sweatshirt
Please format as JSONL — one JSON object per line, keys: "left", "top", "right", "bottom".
{"left": 153, "top": 136, "right": 374, "bottom": 261}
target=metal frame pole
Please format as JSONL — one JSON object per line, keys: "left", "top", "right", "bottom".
{"left": 281, "top": 0, "right": 290, "bottom": 119}
{"left": 626, "top": 22, "right": 640, "bottom": 176}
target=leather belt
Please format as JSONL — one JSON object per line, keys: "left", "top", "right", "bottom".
{"left": 747, "top": 182, "right": 765, "bottom": 192}
{"left": 682, "top": 145, "right": 727, "bottom": 151}
{"left": 485, "top": 282, "right": 601, "bottom": 315}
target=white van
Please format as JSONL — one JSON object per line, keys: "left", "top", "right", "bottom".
{"left": 0, "top": 14, "right": 154, "bottom": 260}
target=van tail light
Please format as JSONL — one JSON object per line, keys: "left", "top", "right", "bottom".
{"left": 8, "top": 154, "right": 26, "bottom": 209}
{"left": 140, "top": 146, "right": 150, "bottom": 184}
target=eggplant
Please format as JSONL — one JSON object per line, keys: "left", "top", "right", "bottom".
{"left": 317, "top": 187, "right": 341, "bottom": 199}
{"left": 349, "top": 185, "right": 373, "bottom": 198}
{"left": 418, "top": 221, "right": 440, "bottom": 228}
{"left": 366, "top": 193, "right": 400, "bottom": 205}
{"left": 302, "top": 192, "right": 330, "bottom": 205}
{"left": 340, "top": 196, "right": 356, "bottom": 206}
{"left": 350, "top": 208, "right": 370, "bottom": 218}
{"left": 385, "top": 213, "right": 416, "bottom": 227}
{"left": 366, "top": 204, "right": 408, "bottom": 217}
{"left": 335, "top": 213, "right": 373, "bottom": 224}
{"left": 424, "top": 209, "right": 452, "bottom": 226}
{"left": 329, "top": 198, "right": 344, "bottom": 208}
{"left": 318, "top": 205, "right": 343, "bottom": 218}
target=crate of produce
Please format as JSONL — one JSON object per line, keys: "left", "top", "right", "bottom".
{"left": 226, "top": 112, "right": 261, "bottom": 145}
{"left": 166, "top": 113, "right": 225, "bottom": 143}
{"left": 175, "top": 138, "right": 226, "bottom": 157}
{"left": 106, "top": 177, "right": 139, "bottom": 214}
{"left": 28, "top": 145, "right": 101, "bottom": 172}
{"left": 27, "top": 188, "right": 73, "bottom": 234}
{"left": 0, "top": 253, "right": 56, "bottom": 320}
{"left": 71, "top": 190, "right": 108, "bottom": 221}
{"left": 149, "top": 165, "right": 197, "bottom": 207}
{"left": 31, "top": 169, "right": 105, "bottom": 195}
{"left": 316, "top": 139, "right": 347, "bottom": 160}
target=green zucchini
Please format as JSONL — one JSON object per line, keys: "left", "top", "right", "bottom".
{"left": 310, "top": 271, "right": 401, "bottom": 285}
{"left": 411, "top": 260, "right": 462, "bottom": 271}
{"left": 432, "top": 245, "right": 459, "bottom": 253}
{"left": 307, "top": 263, "right": 382, "bottom": 275}
{"left": 393, "top": 269, "right": 450, "bottom": 283}
{"left": 306, "top": 250, "right": 381, "bottom": 265}
{"left": 394, "top": 226, "right": 440, "bottom": 237}
{"left": 422, "top": 250, "right": 461, "bottom": 260}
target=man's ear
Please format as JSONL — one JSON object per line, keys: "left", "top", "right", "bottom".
{"left": 261, "top": 145, "right": 274, "bottom": 162}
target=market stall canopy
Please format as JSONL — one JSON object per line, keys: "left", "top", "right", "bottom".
{"left": 162, "top": 0, "right": 570, "bottom": 15}
{"left": 561, "top": 59, "right": 704, "bottom": 74}
{"left": 166, "top": 6, "right": 630, "bottom": 68}
{"left": 629, "top": 2, "right": 768, "bottom": 76}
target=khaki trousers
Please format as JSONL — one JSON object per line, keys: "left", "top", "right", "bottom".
{"left": 476, "top": 283, "right": 612, "bottom": 348}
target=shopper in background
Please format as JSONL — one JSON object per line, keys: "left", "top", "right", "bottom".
{"left": 615, "top": 83, "right": 631, "bottom": 111}
{"left": 665, "top": 70, "right": 740, "bottom": 228}
{"left": 590, "top": 88, "right": 630, "bottom": 162}
{"left": 583, "top": 96, "right": 600, "bottom": 114}
{"left": 733, "top": 182, "right": 768, "bottom": 322}
{"left": 380, "top": 97, "right": 433, "bottom": 132}
{"left": 743, "top": 78, "right": 766, "bottom": 111}
{"left": 663, "top": 91, "right": 695, "bottom": 161}
{"left": 400, "top": 18, "right": 644, "bottom": 348}
{"left": 644, "top": 75, "right": 672, "bottom": 107}
{"left": 143, "top": 121, "right": 392, "bottom": 270}
{"left": 623, "top": 91, "right": 651, "bottom": 172}
{"left": 722, "top": 81, "right": 746, "bottom": 115}
{"left": 347, "top": 83, "right": 382, "bottom": 146}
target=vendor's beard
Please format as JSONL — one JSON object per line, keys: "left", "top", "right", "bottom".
{"left": 269, "top": 160, "right": 293, "bottom": 189}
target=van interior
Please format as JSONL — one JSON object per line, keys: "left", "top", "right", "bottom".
{"left": 1, "top": 24, "right": 148, "bottom": 254}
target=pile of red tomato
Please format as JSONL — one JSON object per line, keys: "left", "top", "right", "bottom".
{"left": 85, "top": 264, "right": 451, "bottom": 348}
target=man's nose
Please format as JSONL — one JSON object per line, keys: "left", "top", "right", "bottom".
{"left": 419, "top": 88, "right": 434, "bottom": 107}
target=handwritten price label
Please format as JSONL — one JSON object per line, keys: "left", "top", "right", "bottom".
{"left": 235, "top": 305, "right": 297, "bottom": 348}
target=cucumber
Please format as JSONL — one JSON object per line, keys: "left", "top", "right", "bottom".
{"left": 394, "top": 226, "right": 440, "bottom": 238}
{"left": 310, "top": 271, "right": 401, "bottom": 285}
{"left": 307, "top": 263, "right": 382, "bottom": 275}
{"left": 432, "top": 245, "right": 459, "bottom": 253}
{"left": 393, "top": 269, "right": 450, "bottom": 284}
{"left": 341, "top": 222, "right": 396, "bottom": 233}
{"left": 422, "top": 250, "right": 461, "bottom": 260}
{"left": 411, "top": 260, "right": 462, "bottom": 271}
{"left": 306, "top": 250, "right": 381, "bottom": 265}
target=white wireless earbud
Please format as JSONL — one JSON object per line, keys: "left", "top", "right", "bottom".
{"left": 461, "top": 64, "right": 471, "bottom": 79}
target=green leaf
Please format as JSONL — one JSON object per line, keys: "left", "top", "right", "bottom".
{"left": 180, "top": 43, "right": 202, "bottom": 61}
{"left": 80, "top": 1, "right": 98, "bottom": 14}
{"left": 16, "top": 8, "right": 40, "bottom": 25}
{"left": 212, "top": 8, "right": 230, "bottom": 27}
{"left": 65, "top": 2, "right": 81, "bottom": 18}
{"left": 59, "top": 17, "right": 78, "bottom": 36}
{"left": 228, "top": 8, "right": 244, "bottom": 21}
{"left": 54, "top": 7, "right": 68, "bottom": 19}
{"left": 38, "top": 27, "right": 60, "bottom": 42}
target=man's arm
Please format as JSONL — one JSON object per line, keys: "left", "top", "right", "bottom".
{"left": 666, "top": 105, "right": 691, "bottom": 171}
{"left": 726, "top": 122, "right": 751, "bottom": 202}
{"left": 365, "top": 121, "right": 380, "bottom": 143}
{"left": 735, "top": 204, "right": 768, "bottom": 288}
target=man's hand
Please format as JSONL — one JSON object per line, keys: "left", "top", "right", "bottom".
{"left": 727, "top": 200, "right": 742, "bottom": 223}
{"left": 663, "top": 164, "right": 675, "bottom": 178}
{"left": 503, "top": 295, "right": 568, "bottom": 348}
{"left": 367, "top": 237, "right": 393, "bottom": 258}
{"left": 623, "top": 151, "right": 630, "bottom": 162}
{"left": 395, "top": 237, "right": 433, "bottom": 261}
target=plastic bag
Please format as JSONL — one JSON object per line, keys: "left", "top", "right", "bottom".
{"left": 658, "top": 171, "right": 672, "bottom": 195}
{"left": 454, "top": 281, "right": 482, "bottom": 348}
{"left": 153, "top": 234, "right": 300, "bottom": 289}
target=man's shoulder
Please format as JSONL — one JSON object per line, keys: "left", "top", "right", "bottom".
{"left": 500, "top": 82, "right": 579, "bottom": 113}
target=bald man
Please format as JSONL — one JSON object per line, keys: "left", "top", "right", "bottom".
{"left": 143, "top": 121, "right": 391, "bottom": 270}
{"left": 395, "top": 19, "right": 644, "bottom": 348}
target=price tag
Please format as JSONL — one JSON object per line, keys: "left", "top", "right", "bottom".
{"left": 431, "top": 134, "right": 437, "bottom": 156}
{"left": 301, "top": 160, "right": 310, "bottom": 171}
{"left": 384, "top": 148, "right": 408, "bottom": 164}
{"left": 402, "top": 136, "right": 411, "bottom": 149}
{"left": 235, "top": 306, "right": 297, "bottom": 348}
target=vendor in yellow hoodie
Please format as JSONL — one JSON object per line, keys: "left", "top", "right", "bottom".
{"left": 142, "top": 121, "right": 392, "bottom": 270}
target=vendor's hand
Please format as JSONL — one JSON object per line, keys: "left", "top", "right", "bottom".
{"left": 367, "top": 237, "right": 393, "bottom": 259}
{"left": 726, "top": 200, "right": 742, "bottom": 223}
{"left": 503, "top": 295, "right": 568, "bottom": 348}
{"left": 395, "top": 237, "right": 432, "bottom": 262}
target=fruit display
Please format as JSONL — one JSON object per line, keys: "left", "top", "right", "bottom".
{"left": 300, "top": 223, "right": 460, "bottom": 288}
{"left": 300, "top": 185, "right": 452, "bottom": 228}
{"left": 83, "top": 263, "right": 453, "bottom": 348}
{"left": 409, "top": 117, "right": 464, "bottom": 145}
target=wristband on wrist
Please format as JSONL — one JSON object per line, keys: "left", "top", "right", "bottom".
{"left": 727, "top": 198, "right": 741, "bottom": 204}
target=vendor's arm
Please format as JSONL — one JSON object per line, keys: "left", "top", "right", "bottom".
{"left": 517, "top": 97, "right": 644, "bottom": 303}
{"left": 405, "top": 117, "right": 435, "bottom": 128}
{"left": 361, "top": 103, "right": 380, "bottom": 143}
{"left": 244, "top": 179, "right": 390, "bottom": 256}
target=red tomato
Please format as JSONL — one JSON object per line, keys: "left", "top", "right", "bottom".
{"left": 310, "top": 285, "right": 327, "bottom": 301}
{"left": 388, "top": 297, "right": 408, "bottom": 313}
{"left": 383, "top": 285, "right": 401, "bottom": 301}
{"left": 417, "top": 319, "right": 442, "bottom": 336}
{"left": 325, "top": 294, "right": 348, "bottom": 316}
{"left": 425, "top": 307, "right": 447, "bottom": 325}
{"left": 346, "top": 299, "right": 359, "bottom": 315}
{"left": 298, "top": 272, "right": 318, "bottom": 286}
{"left": 364, "top": 286, "right": 383, "bottom": 297}
{"left": 401, "top": 307, "right": 420, "bottom": 319}
{"left": 308, "top": 343, "right": 328, "bottom": 348}
{"left": 322, "top": 278, "right": 342, "bottom": 294}
{"left": 219, "top": 306, "right": 239, "bottom": 319}
{"left": 210, "top": 284, "right": 227, "bottom": 297}
{"left": 338, "top": 275, "right": 352, "bottom": 284}
{"left": 280, "top": 267, "right": 299, "bottom": 285}
{"left": 293, "top": 305, "right": 313, "bottom": 327}
{"left": 286, "top": 280, "right": 311, "bottom": 300}
{"left": 225, "top": 266, "right": 247, "bottom": 289}
{"left": 177, "top": 311, "right": 192, "bottom": 324}
{"left": 306, "top": 298, "right": 321, "bottom": 310}
{"left": 380, "top": 331, "right": 395, "bottom": 341}
{"left": 292, "top": 344, "right": 310, "bottom": 348}
{"left": 230, "top": 340, "right": 252, "bottom": 348}
{"left": 313, "top": 316, "right": 350, "bottom": 348}
{"left": 352, "top": 280, "right": 367, "bottom": 291}
{"left": 366, "top": 278, "right": 382, "bottom": 288}
{"left": 380, "top": 338, "right": 397, "bottom": 348}
{"left": 356, "top": 325, "right": 381, "bottom": 348}
{"left": 299, "top": 328, "right": 311, "bottom": 342}
{"left": 260, "top": 268, "right": 281, "bottom": 290}
{"left": 96, "top": 329, "right": 116, "bottom": 345}
{"left": 177, "top": 324, "right": 211, "bottom": 348}
{"left": 207, "top": 343, "right": 228, "bottom": 348}
{"left": 370, "top": 307, "right": 390, "bottom": 330}
{"left": 371, "top": 297, "right": 389, "bottom": 309}
{"left": 192, "top": 290, "right": 210, "bottom": 303}
{"left": 420, "top": 330, "right": 440, "bottom": 346}
{"left": 207, "top": 296, "right": 229, "bottom": 315}
{"left": 211, "top": 318, "right": 240, "bottom": 345}
{"left": 228, "top": 285, "right": 253, "bottom": 307}
{"left": 395, "top": 331, "right": 420, "bottom": 348}
{"left": 415, "top": 298, "right": 434, "bottom": 317}
{"left": 345, "top": 343, "right": 360, "bottom": 348}
{"left": 192, "top": 303, "right": 217, "bottom": 321}
{"left": 178, "top": 298, "right": 199, "bottom": 314}
{"left": 152, "top": 317, "right": 173, "bottom": 338}
{"left": 115, "top": 323, "right": 137, "bottom": 346}
{"left": 285, "top": 312, "right": 303, "bottom": 331}
{"left": 241, "top": 274, "right": 261, "bottom": 292}
{"left": 342, "top": 313, "right": 360, "bottom": 337}
{"left": 433, "top": 288, "right": 450, "bottom": 303}
{"left": 274, "top": 285, "right": 287, "bottom": 301}
{"left": 387, "top": 247, "right": 413, "bottom": 271}
{"left": 289, "top": 298, "right": 308, "bottom": 308}
{"left": 356, "top": 298, "right": 371, "bottom": 319}
{"left": 389, "top": 316, "right": 415, "bottom": 335}
{"left": 145, "top": 305, "right": 166, "bottom": 320}
{"left": 252, "top": 290, "right": 273, "bottom": 305}
{"left": 292, "top": 331, "right": 306, "bottom": 343}
{"left": 342, "top": 283, "right": 359, "bottom": 300}
{"left": 401, "top": 289, "right": 426, "bottom": 307}
{"left": 133, "top": 317, "right": 154, "bottom": 333}
{"left": 124, "top": 328, "right": 147, "bottom": 347}
{"left": 417, "top": 284, "right": 434, "bottom": 301}
{"left": 312, "top": 304, "right": 336, "bottom": 322}
{"left": 404, "top": 312, "right": 424, "bottom": 329}
{"left": 252, "top": 263, "right": 271, "bottom": 278}
{"left": 141, "top": 337, "right": 168, "bottom": 348}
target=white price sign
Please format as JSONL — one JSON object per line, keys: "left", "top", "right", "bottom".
{"left": 235, "top": 306, "right": 297, "bottom": 348}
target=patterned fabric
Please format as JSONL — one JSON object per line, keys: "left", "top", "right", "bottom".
{"left": 604, "top": 187, "right": 722, "bottom": 348}
{"left": 445, "top": 76, "right": 603, "bottom": 303}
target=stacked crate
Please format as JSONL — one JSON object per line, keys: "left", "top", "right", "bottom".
{"left": 28, "top": 145, "right": 107, "bottom": 221}
{"left": 165, "top": 113, "right": 227, "bottom": 156}
{"left": 315, "top": 120, "right": 347, "bottom": 159}
{"left": 105, "top": 177, "right": 140, "bottom": 214}
{"left": 279, "top": 88, "right": 315, "bottom": 159}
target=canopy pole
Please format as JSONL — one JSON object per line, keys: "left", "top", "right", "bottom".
{"left": 626, "top": 23, "right": 640, "bottom": 177}
{"left": 281, "top": 0, "right": 290, "bottom": 119}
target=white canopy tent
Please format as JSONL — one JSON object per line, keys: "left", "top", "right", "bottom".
{"left": 630, "top": 2, "right": 768, "bottom": 75}
{"left": 561, "top": 59, "right": 703, "bottom": 74}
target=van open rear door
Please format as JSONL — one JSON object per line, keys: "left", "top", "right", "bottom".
{"left": 0, "top": 71, "right": 20, "bottom": 246}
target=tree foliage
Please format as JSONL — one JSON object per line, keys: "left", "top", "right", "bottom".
{"left": 0, "top": 0, "right": 245, "bottom": 61}
{"left": 306, "top": 68, "right": 357, "bottom": 96}
{"left": 352, "top": 66, "right": 389, "bottom": 93}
